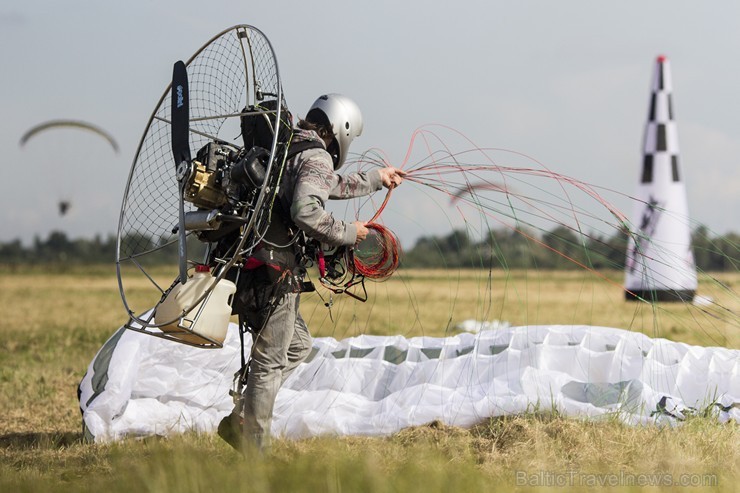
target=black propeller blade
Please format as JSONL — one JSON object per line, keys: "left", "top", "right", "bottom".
{"left": 171, "top": 60, "right": 190, "bottom": 284}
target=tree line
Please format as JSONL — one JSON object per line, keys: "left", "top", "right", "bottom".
{"left": 0, "top": 226, "right": 736, "bottom": 271}
{"left": 400, "top": 225, "right": 737, "bottom": 271}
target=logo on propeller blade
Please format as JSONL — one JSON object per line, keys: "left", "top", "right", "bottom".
{"left": 176, "top": 85, "right": 184, "bottom": 109}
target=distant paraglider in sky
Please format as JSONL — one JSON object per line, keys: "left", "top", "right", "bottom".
{"left": 19, "top": 119, "right": 119, "bottom": 154}
{"left": 19, "top": 119, "right": 119, "bottom": 219}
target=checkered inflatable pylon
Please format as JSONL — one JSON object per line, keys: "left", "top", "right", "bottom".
{"left": 624, "top": 55, "right": 697, "bottom": 302}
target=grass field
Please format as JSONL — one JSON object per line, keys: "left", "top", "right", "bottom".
{"left": 0, "top": 266, "right": 737, "bottom": 492}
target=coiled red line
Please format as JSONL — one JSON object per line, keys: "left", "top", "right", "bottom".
{"left": 353, "top": 222, "right": 400, "bottom": 280}
{"left": 352, "top": 184, "right": 401, "bottom": 280}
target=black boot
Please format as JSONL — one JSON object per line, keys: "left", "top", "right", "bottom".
{"left": 217, "top": 411, "right": 244, "bottom": 451}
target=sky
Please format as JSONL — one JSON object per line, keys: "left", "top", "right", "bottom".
{"left": 1, "top": 1, "right": 738, "bottom": 248}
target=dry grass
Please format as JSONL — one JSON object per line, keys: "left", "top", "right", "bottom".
{"left": 1, "top": 417, "right": 736, "bottom": 492}
{"left": 300, "top": 268, "right": 739, "bottom": 348}
{"left": 0, "top": 265, "right": 737, "bottom": 492}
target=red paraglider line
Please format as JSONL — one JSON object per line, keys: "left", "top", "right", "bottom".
{"left": 351, "top": 124, "right": 639, "bottom": 294}
{"left": 353, "top": 223, "right": 400, "bottom": 280}
{"left": 354, "top": 182, "right": 401, "bottom": 280}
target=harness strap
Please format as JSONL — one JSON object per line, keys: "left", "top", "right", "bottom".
{"left": 285, "top": 139, "right": 323, "bottom": 160}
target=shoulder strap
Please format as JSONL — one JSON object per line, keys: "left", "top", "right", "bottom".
{"left": 285, "top": 140, "right": 323, "bottom": 160}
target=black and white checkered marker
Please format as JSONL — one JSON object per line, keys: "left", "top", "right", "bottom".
{"left": 624, "top": 55, "right": 697, "bottom": 302}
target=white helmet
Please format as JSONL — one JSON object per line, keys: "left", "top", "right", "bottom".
{"left": 306, "top": 94, "right": 363, "bottom": 170}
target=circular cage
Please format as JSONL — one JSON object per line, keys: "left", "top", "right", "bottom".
{"left": 116, "top": 25, "right": 289, "bottom": 344}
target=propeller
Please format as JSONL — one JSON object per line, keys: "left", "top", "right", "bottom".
{"left": 171, "top": 60, "right": 191, "bottom": 285}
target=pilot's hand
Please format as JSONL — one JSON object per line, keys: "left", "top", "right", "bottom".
{"left": 353, "top": 221, "right": 369, "bottom": 243}
{"left": 378, "top": 167, "right": 407, "bottom": 189}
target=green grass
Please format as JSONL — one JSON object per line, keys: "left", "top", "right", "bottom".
{"left": 0, "top": 266, "right": 737, "bottom": 492}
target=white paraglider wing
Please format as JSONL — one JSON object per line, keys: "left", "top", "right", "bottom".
{"left": 78, "top": 321, "right": 739, "bottom": 443}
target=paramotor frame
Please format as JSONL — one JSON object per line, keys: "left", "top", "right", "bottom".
{"left": 116, "top": 25, "right": 289, "bottom": 347}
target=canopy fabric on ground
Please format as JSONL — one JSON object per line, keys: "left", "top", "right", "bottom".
{"left": 78, "top": 320, "right": 739, "bottom": 443}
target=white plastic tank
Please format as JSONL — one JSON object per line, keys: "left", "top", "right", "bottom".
{"left": 155, "top": 264, "right": 237, "bottom": 345}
